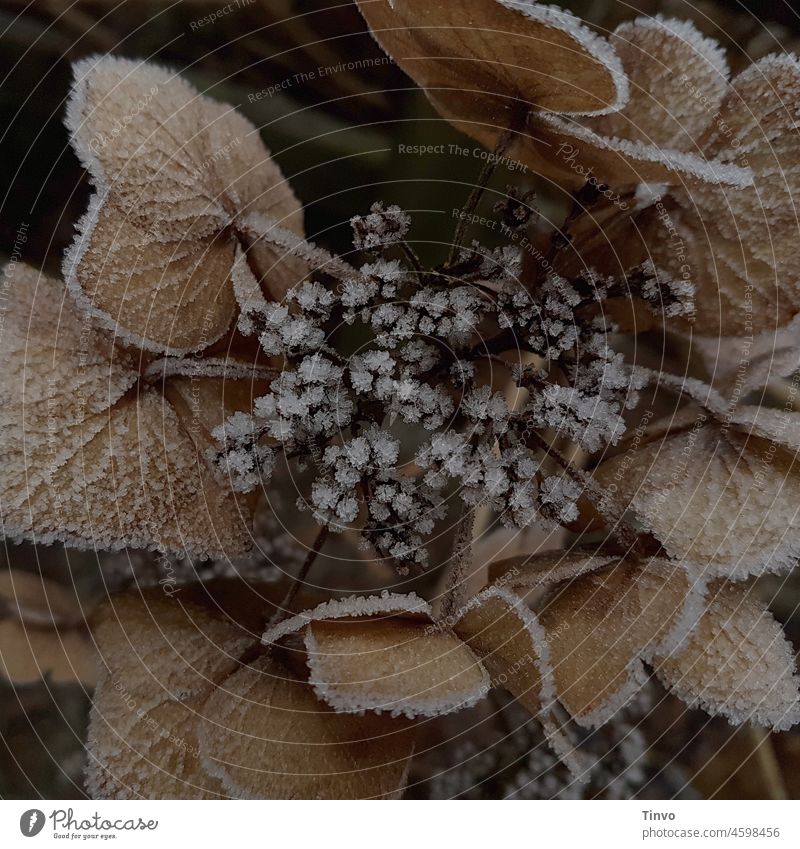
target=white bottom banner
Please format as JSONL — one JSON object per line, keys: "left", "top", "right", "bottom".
{"left": 2, "top": 800, "right": 799, "bottom": 848}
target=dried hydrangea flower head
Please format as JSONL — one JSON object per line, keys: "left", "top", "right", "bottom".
{"left": 0, "top": 264, "right": 261, "bottom": 556}
{"left": 64, "top": 56, "right": 305, "bottom": 354}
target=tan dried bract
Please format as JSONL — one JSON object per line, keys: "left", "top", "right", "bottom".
{"left": 0, "top": 264, "right": 261, "bottom": 557}
{"left": 64, "top": 56, "right": 305, "bottom": 354}
{"left": 86, "top": 589, "right": 415, "bottom": 799}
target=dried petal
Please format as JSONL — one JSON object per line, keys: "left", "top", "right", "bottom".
{"left": 691, "top": 317, "right": 800, "bottom": 402}
{"left": 453, "top": 586, "right": 555, "bottom": 717}
{"left": 263, "top": 591, "right": 432, "bottom": 645}
{"left": 538, "top": 560, "right": 701, "bottom": 726}
{"left": 535, "top": 17, "right": 743, "bottom": 186}
{"left": 594, "top": 420, "right": 800, "bottom": 579}
{"left": 200, "top": 654, "right": 416, "bottom": 799}
{"left": 654, "top": 55, "right": 800, "bottom": 335}
{"left": 86, "top": 694, "right": 225, "bottom": 799}
{"left": 0, "top": 620, "right": 97, "bottom": 686}
{"left": 64, "top": 56, "right": 303, "bottom": 353}
{"left": 0, "top": 264, "right": 138, "bottom": 506}
{"left": 356, "top": 0, "right": 628, "bottom": 166}
{"left": 488, "top": 546, "right": 617, "bottom": 588}
{"left": 1, "top": 265, "right": 259, "bottom": 557}
{"left": 92, "top": 592, "right": 254, "bottom": 712}
{"left": 264, "top": 592, "right": 486, "bottom": 717}
{"left": 66, "top": 202, "right": 238, "bottom": 354}
{"left": 86, "top": 591, "right": 265, "bottom": 799}
{"left": 6, "top": 391, "right": 254, "bottom": 556}
{"left": 304, "top": 617, "right": 489, "bottom": 718}
{"left": 591, "top": 17, "right": 729, "bottom": 150}
{"left": 0, "top": 570, "right": 85, "bottom": 627}
{"left": 653, "top": 581, "right": 800, "bottom": 730}
{"left": 540, "top": 18, "right": 753, "bottom": 187}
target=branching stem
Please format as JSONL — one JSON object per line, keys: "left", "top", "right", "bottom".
{"left": 528, "top": 431, "right": 642, "bottom": 556}
{"left": 437, "top": 507, "right": 475, "bottom": 623}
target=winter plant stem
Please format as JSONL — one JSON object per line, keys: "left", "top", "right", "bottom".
{"left": 273, "top": 523, "right": 329, "bottom": 624}
{"left": 399, "top": 240, "right": 424, "bottom": 277}
{"left": 438, "top": 507, "right": 475, "bottom": 623}
{"left": 446, "top": 108, "right": 526, "bottom": 267}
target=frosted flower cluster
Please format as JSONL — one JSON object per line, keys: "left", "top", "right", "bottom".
{"left": 213, "top": 200, "right": 647, "bottom": 569}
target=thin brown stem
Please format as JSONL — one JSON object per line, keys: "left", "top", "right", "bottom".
{"left": 446, "top": 109, "right": 527, "bottom": 267}
{"left": 437, "top": 507, "right": 475, "bottom": 623}
{"left": 399, "top": 241, "right": 425, "bottom": 278}
{"left": 272, "top": 524, "right": 329, "bottom": 624}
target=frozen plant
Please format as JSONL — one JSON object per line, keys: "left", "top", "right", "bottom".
{"left": 4, "top": 0, "right": 800, "bottom": 801}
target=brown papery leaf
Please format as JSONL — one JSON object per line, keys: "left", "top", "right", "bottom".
{"left": 653, "top": 581, "right": 800, "bottom": 731}
{"left": 64, "top": 56, "right": 304, "bottom": 354}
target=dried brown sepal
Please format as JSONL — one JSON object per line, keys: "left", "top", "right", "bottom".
{"left": 64, "top": 56, "right": 304, "bottom": 354}
{"left": 0, "top": 570, "right": 85, "bottom": 628}
{"left": 635, "top": 56, "right": 800, "bottom": 336}
{"left": 538, "top": 560, "right": 701, "bottom": 726}
{"left": 453, "top": 587, "right": 555, "bottom": 717}
{"left": 87, "top": 589, "right": 416, "bottom": 800}
{"left": 264, "top": 593, "right": 490, "bottom": 718}
{"left": 0, "top": 264, "right": 260, "bottom": 557}
{"left": 0, "top": 620, "right": 97, "bottom": 687}
{"left": 653, "top": 581, "right": 800, "bottom": 731}
{"left": 356, "top": 0, "right": 628, "bottom": 167}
